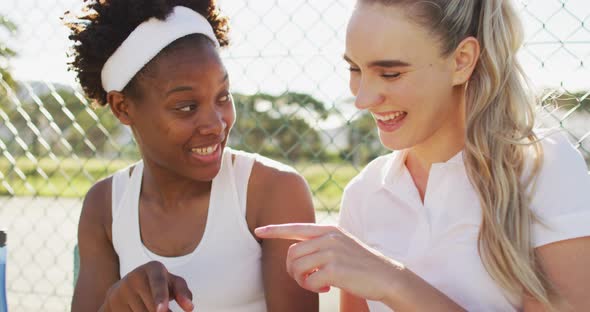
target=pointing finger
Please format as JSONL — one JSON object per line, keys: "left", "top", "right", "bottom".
{"left": 169, "top": 273, "right": 193, "bottom": 311}
{"left": 255, "top": 223, "right": 338, "bottom": 241}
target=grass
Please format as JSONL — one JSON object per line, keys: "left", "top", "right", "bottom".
{"left": 0, "top": 157, "right": 133, "bottom": 197}
{"left": 0, "top": 157, "right": 361, "bottom": 211}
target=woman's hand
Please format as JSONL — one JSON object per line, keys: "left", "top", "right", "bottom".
{"left": 255, "top": 223, "right": 403, "bottom": 303}
{"left": 256, "top": 223, "right": 466, "bottom": 311}
{"left": 101, "top": 261, "right": 193, "bottom": 312}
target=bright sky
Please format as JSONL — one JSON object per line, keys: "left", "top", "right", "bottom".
{"left": 1, "top": 0, "right": 589, "bottom": 127}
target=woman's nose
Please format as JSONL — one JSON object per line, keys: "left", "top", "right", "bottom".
{"left": 354, "top": 79, "right": 385, "bottom": 110}
{"left": 198, "top": 108, "right": 226, "bottom": 136}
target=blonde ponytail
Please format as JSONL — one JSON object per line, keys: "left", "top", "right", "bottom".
{"left": 465, "top": 1, "right": 551, "bottom": 307}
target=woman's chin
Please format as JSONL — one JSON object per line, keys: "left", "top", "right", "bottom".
{"left": 379, "top": 134, "right": 411, "bottom": 151}
{"left": 192, "top": 163, "right": 222, "bottom": 181}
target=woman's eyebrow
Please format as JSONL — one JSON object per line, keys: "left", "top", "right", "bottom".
{"left": 165, "top": 72, "right": 229, "bottom": 96}
{"left": 166, "top": 86, "right": 193, "bottom": 96}
{"left": 343, "top": 54, "right": 355, "bottom": 64}
{"left": 219, "top": 72, "right": 228, "bottom": 84}
{"left": 368, "top": 59, "right": 411, "bottom": 68}
{"left": 343, "top": 54, "right": 411, "bottom": 68}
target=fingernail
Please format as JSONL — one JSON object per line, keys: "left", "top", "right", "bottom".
{"left": 254, "top": 227, "right": 267, "bottom": 235}
{"left": 157, "top": 303, "right": 166, "bottom": 312}
{"left": 182, "top": 297, "right": 194, "bottom": 311}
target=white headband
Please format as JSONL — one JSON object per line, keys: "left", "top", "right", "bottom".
{"left": 101, "top": 6, "right": 220, "bottom": 92}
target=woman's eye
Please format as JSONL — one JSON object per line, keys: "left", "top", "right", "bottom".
{"left": 348, "top": 67, "right": 361, "bottom": 73}
{"left": 219, "top": 93, "right": 231, "bottom": 103}
{"left": 176, "top": 103, "right": 196, "bottom": 112}
{"left": 382, "top": 72, "right": 401, "bottom": 78}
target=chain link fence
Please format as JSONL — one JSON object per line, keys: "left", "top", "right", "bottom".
{"left": 0, "top": 0, "right": 589, "bottom": 311}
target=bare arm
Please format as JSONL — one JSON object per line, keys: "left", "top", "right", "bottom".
{"left": 71, "top": 178, "right": 120, "bottom": 311}
{"left": 251, "top": 163, "right": 319, "bottom": 312}
{"left": 380, "top": 266, "right": 465, "bottom": 311}
{"left": 523, "top": 236, "right": 590, "bottom": 311}
{"left": 340, "top": 290, "right": 369, "bottom": 312}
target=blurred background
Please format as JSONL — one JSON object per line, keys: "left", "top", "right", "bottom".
{"left": 0, "top": 0, "right": 588, "bottom": 311}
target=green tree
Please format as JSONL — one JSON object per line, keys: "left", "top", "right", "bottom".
{"left": 0, "top": 15, "right": 20, "bottom": 162}
{"left": 16, "top": 85, "right": 126, "bottom": 159}
{"left": 0, "top": 15, "right": 17, "bottom": 88}
{"left": 342, "top": 111, "right": 387, "bottom": 165}
{"left": 230, "top": 92, "right": 329, "bottom": 162}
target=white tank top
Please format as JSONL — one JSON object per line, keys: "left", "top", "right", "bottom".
{"left": 111, "top": 148, "right": 266, "bottom": 312}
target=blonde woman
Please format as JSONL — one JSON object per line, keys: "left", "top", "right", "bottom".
{"left": 256, "top": 0, "right": 590, "bottom": 311}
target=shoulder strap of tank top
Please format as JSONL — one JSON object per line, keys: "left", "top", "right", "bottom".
{"left": 232, "top": 150, "right": 257, "bottom": 217}
{"left": 111, "top": 161, "right": 141, "bottom": 221}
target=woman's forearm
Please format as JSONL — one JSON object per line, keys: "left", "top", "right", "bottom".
{"left": 381, "top": 267, "right": 466, "bottom": 312}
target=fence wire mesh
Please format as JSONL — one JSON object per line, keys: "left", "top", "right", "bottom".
{"left": 0, "top": 0, "right": 589, "bottom": 311}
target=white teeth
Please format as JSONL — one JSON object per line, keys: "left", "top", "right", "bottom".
{"left": 374, "top": 112, "right": 406, "bottom": 121}
{"left": 191, "top": 144, "right": 218, "bottom": 156}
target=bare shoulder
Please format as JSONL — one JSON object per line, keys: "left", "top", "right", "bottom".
{"left": 251, "top": 155, "right": 304, "bottom": 187}
{"left": 79, "top": 176, "right": 113, "bottom": 241}
{"left": 83, "top": 177, "right": 112, "bottom": 212}
{"left": 80, "top": 164, "right": 136, "bottom": 236}
{"left": 73, "top": 175, "right": 122, "bottom": 311}
{"left": 250, "top": 155, "right": 310, "bottom": 204}
{"left": 247, "top": 155, "right": 315, "bottom": 226}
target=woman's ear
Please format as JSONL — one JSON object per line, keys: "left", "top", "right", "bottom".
{"left": 107, "top": 91, "right": 133, "bottom": 125}
{"left": 451, "top": 36, "right": 480, "bottom": 86}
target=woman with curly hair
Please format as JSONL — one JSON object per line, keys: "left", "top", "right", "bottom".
{"left": 65, "top": 1, "right": 318, "bottom": 311}
{"left": 256, "top": 0, "right": 590, "bottom": 311}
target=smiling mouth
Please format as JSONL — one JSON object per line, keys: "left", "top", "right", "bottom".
{"left": 191, "top": 144, "right": 220, "bottom": 156}
{"left": 372, "top": 111, "right": 407, "bottom": 123}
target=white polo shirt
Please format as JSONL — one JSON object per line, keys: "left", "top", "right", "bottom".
{"left": 339, "top": 131, "right": 590, "bottom": 312}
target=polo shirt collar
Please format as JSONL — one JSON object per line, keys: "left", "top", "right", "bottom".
{"left": 380, "top": 149, "right": 465, "bottom": 191}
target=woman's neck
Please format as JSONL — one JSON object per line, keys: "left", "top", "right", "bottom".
{"left": 406, "top": 129, "right": 465, "bottom": 172}
{"left": 405, "top": 91, "right": 467, "bottom": 200}
{"left": 140, "top": 159, "right": 212, "bottom": 212}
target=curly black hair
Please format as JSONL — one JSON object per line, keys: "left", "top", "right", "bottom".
{"left": 64, "top": 0, "right": 230, "bottom": 106}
